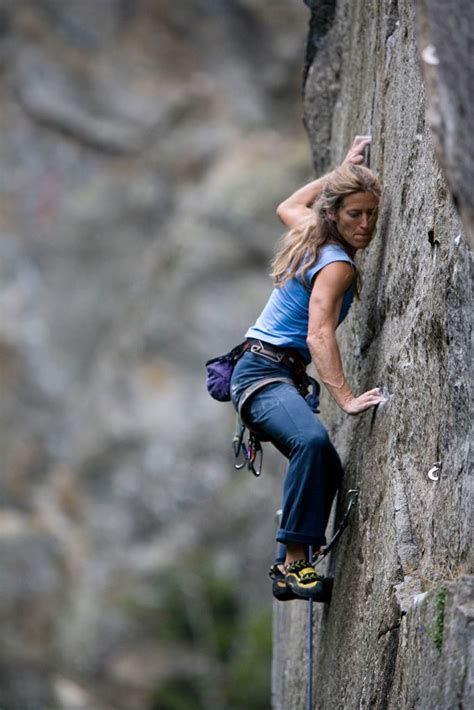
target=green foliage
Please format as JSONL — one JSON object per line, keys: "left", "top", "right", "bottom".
{"left": 224, "top": 610, "right": 273, "bottom": 709}
{"left": 206, "top": 571, "right": 240, "bottom": 660}
{"left": 149, "top": 677, "right": 205, "bottom": 710}
{"left": 141, "top": 558, "right": 272, "bottom": 710}
{"left": 119, "top": 576, "right": 195, "bottom": 643}
{"left": 432, "top": 586, "right": 447, "bottom": 652}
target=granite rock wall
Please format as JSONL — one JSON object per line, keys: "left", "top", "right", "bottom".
{"left": 273, "top": 1, "right": 472, "bottom": 708}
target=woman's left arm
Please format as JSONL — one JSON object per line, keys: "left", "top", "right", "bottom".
{"left": 307, "top": 262, "right": 383, "bottom": 414}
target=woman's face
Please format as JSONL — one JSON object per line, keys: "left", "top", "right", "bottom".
{"left": 331, "top": 191, "right": 379, "bottom": 252}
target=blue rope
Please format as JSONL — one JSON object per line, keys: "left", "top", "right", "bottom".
{"left": 305, "top": 491, "right": 359, "bottom": 708}
{"left": 307, "top": 545, "right": 314, "bottom": 710}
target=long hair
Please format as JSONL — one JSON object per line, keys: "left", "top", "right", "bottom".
{"left": 271, "top": 164, "right": 381, "bottom": 290}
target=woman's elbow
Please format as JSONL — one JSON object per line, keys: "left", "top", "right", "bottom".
{"left": 306, "top": 333, "right": 320, "bottom": 353}
{"left": 276, "top": 201, "right": 290, "bottom": 224}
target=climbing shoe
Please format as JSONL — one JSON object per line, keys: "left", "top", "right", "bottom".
{"left": 269, "top": 563, "right": 333, "bottom": 603}
{"left": 269, "top": 564, "right": 298, "bottom": 601}
{"left": 284, "top": 560, "right": 333, "bottom": 602}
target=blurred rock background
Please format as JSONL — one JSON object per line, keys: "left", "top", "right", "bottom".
{"left": 0, "top": 1, "right": 312, "bottom": 708}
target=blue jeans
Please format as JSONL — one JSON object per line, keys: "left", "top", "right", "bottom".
{"left": 231, "top": 351, "right": 342, "bottom": 564}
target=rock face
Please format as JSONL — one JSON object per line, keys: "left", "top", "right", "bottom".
{"left": 273, "top": 1, "right": 472, "bottom": 708}
{"left": 414, "top": 0, "right": 474, "bottom": 250}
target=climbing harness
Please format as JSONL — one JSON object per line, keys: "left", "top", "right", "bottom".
{"left": 230, "top": 339, "right": 320, "bottom": 478}
{"left": 231, "top": 373, "right": 315, "bottom": 478}
{"left": 232, "top": 375, "right": 294, "bottom": 476}
{"left": 206, "top": 337, "right": 320, "bottom": 478}
{"left": 246, "top": 337, "right": 308, "bottom": 375}
{"left": 244, "top": 339, "right": 320, "bottom": 413}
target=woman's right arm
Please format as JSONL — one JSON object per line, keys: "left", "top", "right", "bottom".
{"left": 277, "top": 135, "right": 372, "bottom": 229}
{"left": 276, "top": 176, "right": 326, "bottom": 228}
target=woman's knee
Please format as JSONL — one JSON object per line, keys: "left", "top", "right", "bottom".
{"left": 293, "top": 427, "right": 331, "bottom": 454}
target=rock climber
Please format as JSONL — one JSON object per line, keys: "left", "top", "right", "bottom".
{"left": 230, "top": 136, "right": 384, "bottom": 601}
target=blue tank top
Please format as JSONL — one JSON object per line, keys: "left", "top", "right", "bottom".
{"left": 245, "top": 243, "right": 354, "bottom": 363}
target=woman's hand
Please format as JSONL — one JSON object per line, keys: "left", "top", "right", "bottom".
{"left": 343, "top": 136, "right": 371, "bottom": 165}
{"left": 341, "top": 387, "right": 384, "bottom": 415}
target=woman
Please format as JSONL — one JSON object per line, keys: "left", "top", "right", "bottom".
{"left": 230, "top": 136, "right": 383, "bottom": 601}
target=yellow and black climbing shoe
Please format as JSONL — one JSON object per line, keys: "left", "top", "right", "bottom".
{"left": 284, "top": 560, "right": 333, "bottom": 602}
{"left": 269, "top": 562, "right": 333, "bottom": 602}
{"left": 269, "top": 564, "right": 297, "bottom": 601}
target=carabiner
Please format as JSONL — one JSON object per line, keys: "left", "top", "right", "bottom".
{"left": 232, "top": 418, "right": 263, "bottom": 476}
{"left": 232, "top": 423, "right": 246, "bottom": 469}
{"left": 247, "top": 434, "right": 263, "bottom": 477}
{"left": 312, "top": 488, "right": 359, "bottom": 566}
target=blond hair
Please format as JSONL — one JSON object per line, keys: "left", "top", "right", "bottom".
{"left": 271, "top": 164, "right": 381, "bottom": 290}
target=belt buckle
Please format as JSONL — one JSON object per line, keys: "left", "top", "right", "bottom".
{"left": 250, "top": 340, "right": 283, "bottom": 364}
{"left": 262, "top": 346, "right": 284, "bottom": 363}
{"left": 250, "top": 341, "right": 263, "bottom": 355}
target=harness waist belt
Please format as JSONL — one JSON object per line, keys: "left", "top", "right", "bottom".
{"left": 245, "top": 338, "right": 307, "bottom": 376}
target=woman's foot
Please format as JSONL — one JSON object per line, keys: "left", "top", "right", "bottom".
{"left": 269, "top": 562, "right": 333, "bottom": 602}
{"left": 284, "top": 560, "right": 333, "bottom": 601}
{"left": 269, "top": 564, "right": 297, "bottom": 601}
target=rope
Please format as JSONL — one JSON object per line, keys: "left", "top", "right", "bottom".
{"left": 306, "top": 491, "right": 359, "bottom": 708}
{"left": 307, "top": 544, "right": 314, "bottom": 710}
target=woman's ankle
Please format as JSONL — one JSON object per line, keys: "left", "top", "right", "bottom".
{"left": 283, "top": 544, "right": 321, "bottom": 568}
{"left": 284, "top": 543, "right": 307, "bottom": 567}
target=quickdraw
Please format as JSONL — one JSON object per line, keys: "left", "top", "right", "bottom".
{"left": 312, "top": 488, "right": 359, "bottom": 566}
{"left": 232, "top": 419, "right": 263, "bottom": 477}
{"left": 273, "top": 487, "right": 359, "bottom": 567}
